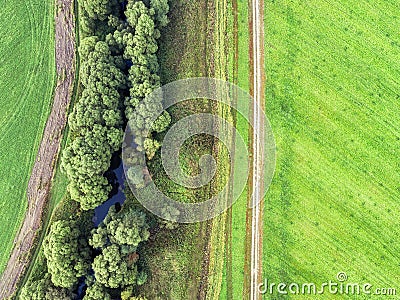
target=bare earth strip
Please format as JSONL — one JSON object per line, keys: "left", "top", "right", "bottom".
{"left": 244, "top": 0, "right": 265, "bottom": 298}
{"left": 0, "top": 0, "right": 75, "bottom": 298}
{"left": 249, "top": 0, "right": 265, "bottom": 298}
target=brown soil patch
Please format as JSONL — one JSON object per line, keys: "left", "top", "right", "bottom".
{"left": 0, "top": 0, "right": 75, "bottom": 298}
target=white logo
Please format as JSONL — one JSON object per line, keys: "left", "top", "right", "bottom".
{"left": 123, "top": 78, "right": 276, "bottom": 223}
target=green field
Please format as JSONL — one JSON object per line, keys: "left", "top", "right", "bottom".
{"left": 263, "top": 0, "right": 400, "bottom": 298}
{"left": 136, "top": 0, "right": 214, "bottom": 298}
{"left": 230, "top": 0, "right": 250, "bottom": 297}
{"left": 220, "top": 0, "right": 250, "bottom": 298}
{"left": 0, "top": 1, "right": 55, "bottom": 273}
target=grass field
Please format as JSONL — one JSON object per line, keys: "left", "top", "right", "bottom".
{"left": 263, "top": 0, "right": 400, "bottom": 298}
{"left": 136, "top": 0, "right": 214, "bottom": 298}
{"left": 230, "top": 0, "right": 250, "bottom": 297}
{"left": 138, "top": 0, "right": 240, "bottom": 298}
{"left": 0, "top": 1, "right": 55, "bottom": 274}
{"left": 219, "top": 0, "right": 250, "bottom": 298}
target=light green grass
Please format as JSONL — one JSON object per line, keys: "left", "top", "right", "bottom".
{"left": 263, "top": 0, "right": 400, "bottom": 298}
{"left": 219, "top": 0, "right": 250, "bottom": 298}
{"left": 229, "top": 0, "right": 250, "bottom": 297}
{"left": 0, "top": 1, "right": 55, "bottom": 274}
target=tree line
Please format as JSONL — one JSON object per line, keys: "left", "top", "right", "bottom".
{"left": 21, "top": 0, "right": 170, "bottom": 298}
{"left": 61, "top": 0, "right": 171, "bottom": 211}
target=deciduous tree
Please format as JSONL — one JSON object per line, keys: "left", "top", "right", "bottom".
{"left": 83, "top": 281, "right": 111, "bottom": 300}
{"left": 92, "top": 245, "right": 138, "bottom": 288}
{"left": 20, "top": 275, "right": 75, "bottom": 300}
{"left": 43, "top": 220, "right": 91, "bottom": 288}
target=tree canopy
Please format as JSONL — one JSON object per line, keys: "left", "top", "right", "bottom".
{"left": 83, "top": 281, "right": 111, "bottom": 300}
{"left": 20, "top": 275, "right": 75, "bottom": 300}
{"left": 92, "top": 244, "right": 138, "bottom": 288}
{"left": 61, "top": 40, "right": 126, "bottom": 210}
{"left": 43, "top": 220, "right": 91, "bottom": 288}
{"left": 62, "top": 0, "right": 171, "bottom": 208}
{"left": 23, "top": 0, "right": 174, "bottom": 297}
{"left": 90, "top": 205, "right": 150, "bottom": 253}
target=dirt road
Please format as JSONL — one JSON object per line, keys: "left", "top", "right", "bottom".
{"left": 248, "top": 0, "right": 265, "bottom": 299}
{"left": 0, "top": 0, "right": 75, "bottom": 297}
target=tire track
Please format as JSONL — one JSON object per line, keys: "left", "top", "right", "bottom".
{"left": 244, "top": 0, "right": 265, "bottom": 298}
{"left": 0, "top": 0, "right": 76, "bottom": 298}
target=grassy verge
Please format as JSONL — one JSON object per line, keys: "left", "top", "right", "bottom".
{"left": 204, "top": 0, "right": 236, "bottom": 299}
{"left": 0, "top": 0, "right": 56, "bottom": 274}
{"left": 231, "top": 0, "right": 250, "bottom": 297}
{"left": 138, "top": 0, "right": 237, "bottom": 298}
{"left": 219, "top": 0, "right": 250, "bottom": 298}
{"left": 136, "top": 0, "right": 212, "bottom": 299}
{"left": 263, "top": 0, "right": 400, "bottom": 299}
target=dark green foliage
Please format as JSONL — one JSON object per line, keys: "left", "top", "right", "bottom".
{"left": 89, "top": 202, "right": 149, "bottom": 289}
{"left": 80, "top": 0, "right": 118, "bottom": 21}
{"left": 136, "top": 271, "right": 148, "bottom": 286}
{"left": 90, "top": 205, "right": 150, "bottom": 254}
{"left": 143, "top": 138, "right": 160, "bottom": 160}
{"left": 61, "top": 39, "right": 126, "bottom": 210}
{"left": 107, "top": 0, "right": 170, "bottom": 138}
{"left": 83, "top": 280, "right": 111, "bottom": 300}
{"left": 64, "top": 0, "right": 171, "bottom": 208}
{"left": 121, "top": 286, "right": 148, "bottom": 300}
{"left": 150, "top": 0, "right": 169, "bottom": 28}
{"left": 150, "top": 111, "right": 171, "bottom": 133}
{"left": 78, "top": 0, "right": 122, "bottom": 37}
{"left": 43, "top": 220, "right": 91, "bottom": 288}
{"left": 79, "top": 5, "right": 97, "bottom": 36}
{"left": 126, "top": 165, "right": 146, "bottom": 188}
{"left": 66, "top": 0, "right": 172, "bottom": 208}
{"left": 110, "top": 0, "right": 171, "bottom": 192}
{"left": 20, "top": 274, "right": 75, "bottom": 300}
{"left": 31, "top": 0, "right": 172, "bottom": 297}
{"left": 92, "top": 245, "right": 138, "bottom": 288}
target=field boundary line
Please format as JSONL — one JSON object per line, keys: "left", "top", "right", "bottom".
{"left": 223, "top": 0, "right": 239, "bottom": 298}
{"left": 0, "top": 0, "right": 76, "bottom": 298}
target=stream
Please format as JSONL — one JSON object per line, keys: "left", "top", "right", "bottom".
{"left": 93, "top": 154, "right": 126, "bottom": 226}
{"left": 77, "top": 154, "right": 126, "bottom": 299}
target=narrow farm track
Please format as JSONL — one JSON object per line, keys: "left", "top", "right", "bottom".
{"left": 0, "top": 0, "right": 76, "bottom": 297}
{"left": 247, "top": 0, "right": 265, "bottom": 299}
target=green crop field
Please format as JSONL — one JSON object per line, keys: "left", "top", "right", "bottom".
{"left": 263, "top": 0, "right": 400, "bottom": 298}
{"left": 0, "top": 1, "right": 55, "bottom": 274}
